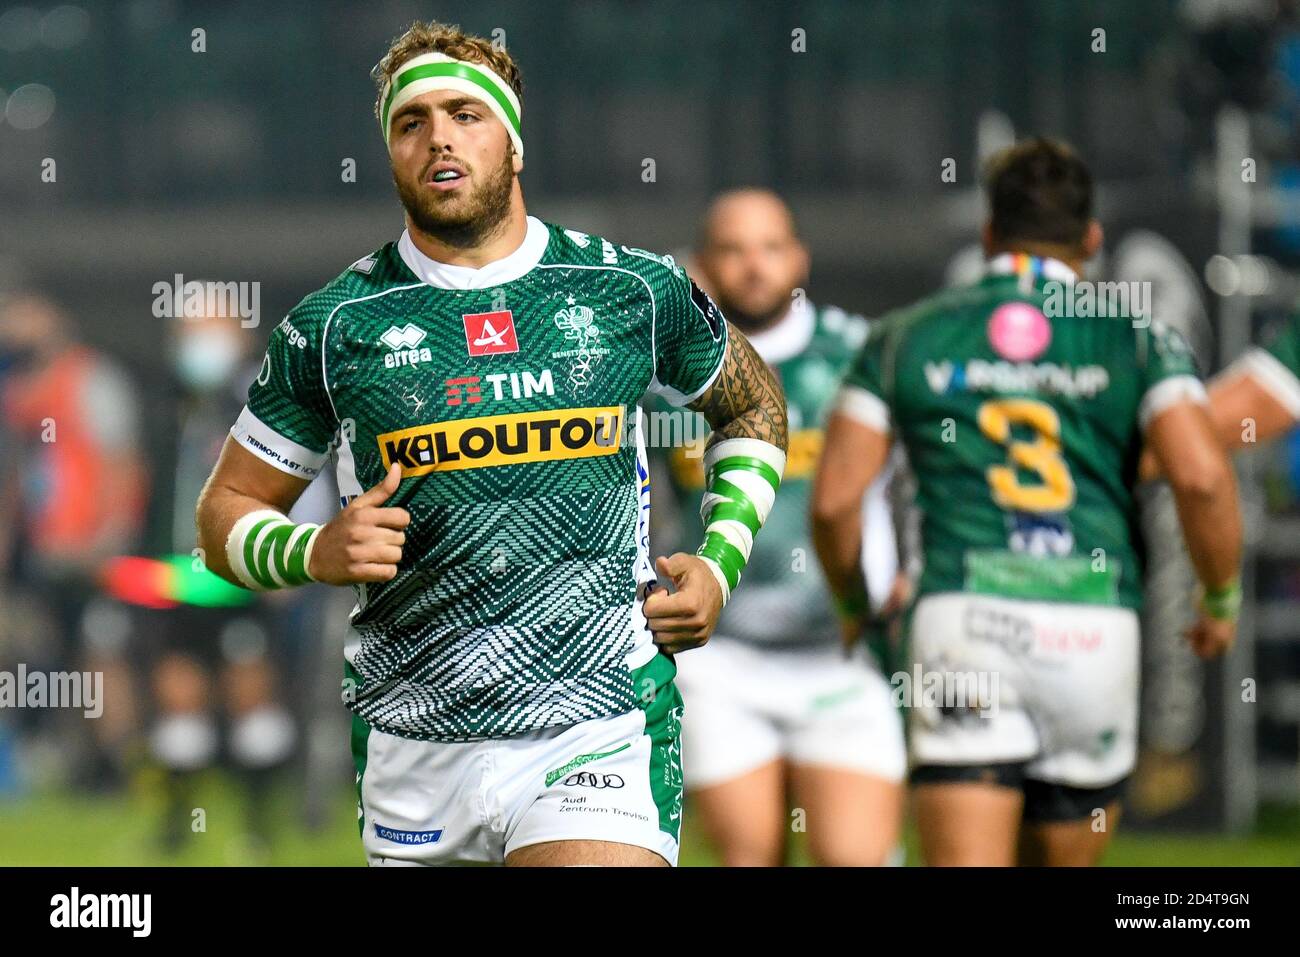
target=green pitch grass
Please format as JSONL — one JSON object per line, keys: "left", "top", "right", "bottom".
{"left": 0, "top": 771, "right": 1295, "bottom": 866}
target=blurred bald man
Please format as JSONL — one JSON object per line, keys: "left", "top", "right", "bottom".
{"left": 651, "top": 190, "right": 906, "bottom": 865}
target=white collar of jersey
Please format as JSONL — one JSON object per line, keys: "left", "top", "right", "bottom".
{"left": 985, "top": 252, "right": 1079, "bottom": 284}
{"left": 742, "top": 300, "right": 816, "bottom": 364}
{"left": 397, "top": 215, "right": 549, "bottom": 290}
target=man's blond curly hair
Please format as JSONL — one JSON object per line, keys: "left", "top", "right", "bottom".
{"left": 372, "top": 21, "right": 524, "bottom": 126}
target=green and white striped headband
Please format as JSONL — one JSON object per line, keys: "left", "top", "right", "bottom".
{"left": 380, "top": 51, "right": 523, "bottom": 158}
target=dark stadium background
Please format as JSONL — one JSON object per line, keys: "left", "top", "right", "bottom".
{"left": 1, "top": 0, "right": 1298, "bottom": 865}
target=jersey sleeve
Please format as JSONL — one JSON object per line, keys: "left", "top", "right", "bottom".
{"left": 1135, "top": 319, "right": 1207, "bottom": 431}
{"left": 833, "top": 319, "right": 892, "bottom": 434}
{"left": 647, "top": 266, "right": 730, "bottom": 406}
{"left": 1224, "top": 311, "right": 1300, "bottom": 417}
{"left": 231, "top": 310, "right": 336, "bottom": 480}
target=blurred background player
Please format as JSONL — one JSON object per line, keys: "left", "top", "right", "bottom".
{"left": 811, "top": 138, "right": 1243, "bottom": 866}
{"left": 0, "top": 291, "right": 147, "bottom": 789}
{"left": 651, "top": 189, "right": 906, "bottom": 866}
{"left": 135, "top": 303, "right": 322, "bottom": 852}
{"left": 1202, "top": 311, "right": 1300, "bottom": 448}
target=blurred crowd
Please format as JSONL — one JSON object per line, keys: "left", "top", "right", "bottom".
{"left": 0, "top": 292, "right": 348, "bottom": 852}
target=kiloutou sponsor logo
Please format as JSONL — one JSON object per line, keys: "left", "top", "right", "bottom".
{"left": 378, "top": 407, "right": 623, "bottom": 476}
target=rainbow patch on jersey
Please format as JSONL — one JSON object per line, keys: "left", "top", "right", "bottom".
{"left": 377, "top": 406, "right": 623, "bottom": 476}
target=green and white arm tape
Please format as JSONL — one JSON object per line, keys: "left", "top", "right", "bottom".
{"left": 695, "top": 437, "right": 786, "bottom": 605}
{"left": 1202, "top": 577, "right": 1242, "bottom": 623}
{"left": 224, "top": 508, "right": 320, "bottom": 591}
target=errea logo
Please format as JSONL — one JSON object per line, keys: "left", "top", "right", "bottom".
{"left": 382, "top": 323, "right": 426, "bottom": 350}
{"left": 381, "top": 323, "right": 433, "bottom": 369}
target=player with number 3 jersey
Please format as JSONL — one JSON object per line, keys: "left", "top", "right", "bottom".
{"left": 811, "top": 138, "right": 1241, "bottom": 866}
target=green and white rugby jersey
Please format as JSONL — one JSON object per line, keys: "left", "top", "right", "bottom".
{"left": 839, "top": 254, "right": 1203, "bottom": 611}
{"left": 657, "top": 303, "right": 869, "bottom": 645}
{"left": 232, "top": 217, "right": 729, "bottom": 741}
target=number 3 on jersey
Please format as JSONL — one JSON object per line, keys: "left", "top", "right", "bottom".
{"left": 976, "top": 398, "right": 1076, "bottom": 513}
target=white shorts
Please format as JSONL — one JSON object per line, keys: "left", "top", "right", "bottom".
{"left": 352, "top": 657, "right": 684, "bottom": 866}
{"left": 674, "top": 635, "right": 906, "bottom": 788}
{"left": 907, "top": 592, "right": 1140, "bottom": 789}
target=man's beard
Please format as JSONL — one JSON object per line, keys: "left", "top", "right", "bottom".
{"left": 394, "top": 149, "right": 516, "bottom": 248}
{"left": 716, "top": 290, "right": 792, "bottom": 333}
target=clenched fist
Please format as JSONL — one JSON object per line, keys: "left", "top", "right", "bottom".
{"left": 642, "top": 553, "right": 725, "bottom": 655}
{"left": 1185, "top": 610, "right": 1235, "bottom": 660}
{"left": 307, "top": 463, "right": 411, "bottom": 585}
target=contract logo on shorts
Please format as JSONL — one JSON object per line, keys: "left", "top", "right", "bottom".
{"left": 374, "top": 823, "right": 444, "bottom": 845}
{"left": 463, "top": 310, "right": 519, "bottom": 356}
{"left": 562, "top": 772, "right": 625, "bottom": 789}
{"left": 377, "top": 406, "right": 623, "bottom": 477}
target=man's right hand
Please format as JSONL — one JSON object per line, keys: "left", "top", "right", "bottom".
{"left": 307, "top": 463, "right": 411, "bottom": 585}
{"left": 1184, "top": 610, "right": 1236, "bottom": 660}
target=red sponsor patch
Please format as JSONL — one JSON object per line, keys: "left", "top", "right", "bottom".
{"left": 463, "top": 310, "right": 519, "bottom": 356}
{"left": 444, "top": 376, "right": 482, "bottom": 406}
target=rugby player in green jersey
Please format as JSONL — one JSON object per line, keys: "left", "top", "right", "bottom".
{"left": 1137, "top": 310, "right": 1300, "bottom": 477}
{"left": 812, "top": 138, "right": 1241, "bottom": 866}
{"left": 1199, "top": 313, "right": 1300, "bottom": 447}
{"left": 1136, "top": 306, "right": 1300, "bottom": 478}
{"left": 194, "top": 21, "right": 788, "bottom": 867}
{"left": 652, "top": 190, "right": 905, "bottom": 866}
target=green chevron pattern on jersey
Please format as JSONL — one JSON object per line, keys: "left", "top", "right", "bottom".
{"left": 658, "top": 304, "right": 868, "bottom": 644}
{"left": 239, "top": 221, "right": 727, "bottom": 740}
{"left": 843, "top": 267, "right": 1201, "bottom": 611}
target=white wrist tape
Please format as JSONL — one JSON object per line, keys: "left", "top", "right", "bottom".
{"left": 225, "top": 508, "right": 320, "bottom": 591}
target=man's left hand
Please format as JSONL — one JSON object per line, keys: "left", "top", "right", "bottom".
{"left": 642, "top": 553, "right": 725, "bottom": 655}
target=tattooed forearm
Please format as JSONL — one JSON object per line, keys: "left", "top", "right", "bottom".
{"left": 688, "top": 322, "right": 789, "bottom": 452}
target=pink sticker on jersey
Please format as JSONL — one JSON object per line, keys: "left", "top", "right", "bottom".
{"left": 987, "top": 301, "right": 1051, "bottom": 362}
